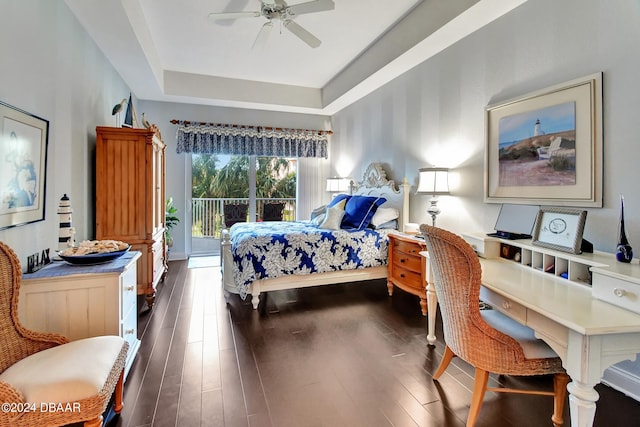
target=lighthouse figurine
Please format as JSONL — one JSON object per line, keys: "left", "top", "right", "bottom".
{"left": 57, "top": 194, "right": 75, "bottom": 251}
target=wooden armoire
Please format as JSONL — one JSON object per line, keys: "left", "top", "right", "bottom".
{"left": 95, "top": 125, "right": 166, "bottom": 308}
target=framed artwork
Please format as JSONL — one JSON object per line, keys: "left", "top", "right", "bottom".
{"left": 532, "top": 207, "right": 587, "bottom": 254}
{"left": 0, "top": 101, "right": 49, "bottom": 230}
{"left": 485, "top": 73, "right": 603, "bottom": 207}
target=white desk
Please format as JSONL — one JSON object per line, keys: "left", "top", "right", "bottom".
{"left": 421, "top": 237, "right": 640, "bottom": 427}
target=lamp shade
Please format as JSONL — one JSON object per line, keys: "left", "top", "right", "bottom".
{"left": 417, "top": 167, "right": 450, "bottom": 195}
{"left": 326, "top": 177, "right": 351, "bottom": 193}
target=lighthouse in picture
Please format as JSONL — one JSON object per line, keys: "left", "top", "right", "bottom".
{"left": 57, "top": 194, "right": 75, "bottom": 251}
{"left": 534, "top": 119, "right": 543, "bottom": 136}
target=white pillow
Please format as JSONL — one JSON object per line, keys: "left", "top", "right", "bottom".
{"left": 319, "top": 205, "right": 345, "bottom": 230}
{"left": 311, "top": 213, "right": 326, "bottom": 226}
{"left": 370, "top": 207, "right": 399, "bottom": 227}
{"left": 310, "top": 205, "right": 327, "bottom": 220}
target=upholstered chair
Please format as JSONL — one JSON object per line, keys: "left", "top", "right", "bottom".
{"left": 0, "top": 240, "right": 128, "bottom": 427}
{"left": 223, "top": 202, "right": 249, "bottom": 228}
{"left": 419, "top": 225, "right": 570, "bottom": 427}
{"left": 261, "top": 202, "right": 285, "bottom": 221}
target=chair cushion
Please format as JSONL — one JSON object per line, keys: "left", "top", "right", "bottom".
{"left": 0, "top": 336, "right": 125, "bottom": 404}
{"left": 481, "top": 309, "right": 558, "bottom": 360}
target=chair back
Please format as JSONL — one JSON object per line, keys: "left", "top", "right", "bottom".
{"left": 223, "top": 202, "right": 249, "bottom": 228}
{"left": 0, "top": 241, "right": 42, "bottom": 372}
{"left": 262, "top": 202, "right": 284, "bottom": 221}
{"left": 419, "top": 225, "right": 527, "bottom": 373}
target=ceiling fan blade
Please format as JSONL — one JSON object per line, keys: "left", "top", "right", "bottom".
{"left": 286, "top": 0, "right": 334, "bottom": 16}
{"left": 283, "top": 20, "right": 321, "bottom": 48}
{"left": 208, "top": 11, "right": 261, "bottom": 20}
{"left": 252, "top": 21, "right": 273, "bottom": 49}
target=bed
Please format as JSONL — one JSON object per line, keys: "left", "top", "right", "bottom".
{"left": 221, "top": 162, "right": 410, "bottom": 309}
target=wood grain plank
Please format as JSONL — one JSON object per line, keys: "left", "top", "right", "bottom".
{"left": 117, "top": 261, "right": 640, "bottom": 427}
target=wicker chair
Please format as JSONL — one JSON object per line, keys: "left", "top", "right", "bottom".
{"left": 223, "top": 202, "right": 249, "bottom": 229}
{"left": 419, "top": 225, "right": 570, "bottom": 427}
{"left": 0, "top": 240, "right": 128, "bottom": 427}
{"left": 261, "top": 202, "right": 285, "bottom": 221}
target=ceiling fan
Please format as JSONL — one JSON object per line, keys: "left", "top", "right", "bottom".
{"left": 209, "top": 0, "right": 335, "bottom": 49}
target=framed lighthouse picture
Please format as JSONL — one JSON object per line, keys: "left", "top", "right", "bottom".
{"left": 484, "top": 73, "right": 602, "bottom": 207}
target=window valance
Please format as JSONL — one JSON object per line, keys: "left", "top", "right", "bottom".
{"left": 172, "top": 120, "right": 330, "bottom": 159}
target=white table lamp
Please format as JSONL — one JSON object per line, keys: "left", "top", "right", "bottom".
{"left": 326, "top": 177, "right": 352, "bottom": 196}
{"left": 417, "top": 167, "right": 450, "bottom": 226}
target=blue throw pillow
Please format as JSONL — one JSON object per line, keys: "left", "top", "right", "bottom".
{"left": 341, "top": 196, "right": 387, "bottom": 230}
{"left": 327, "top": 193, "right": 350, "bottom": 208}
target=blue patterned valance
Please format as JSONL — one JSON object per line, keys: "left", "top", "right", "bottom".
{"left": 173, "top": 121, "right": 330, "bottom": 159}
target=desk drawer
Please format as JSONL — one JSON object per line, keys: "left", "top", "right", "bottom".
{"left": 592, "top": 272, "right": 640, "bottom": 314}
{"left": 392, "top": 266, "right": 423, "bottom": 290}
{"left": 393, "top": 254, "right": 422, "bottom": 273}
{"left": 480, "top": 287, "right": 526, "bottom": 324}
{"left": 393, "top": 239, "right": 422, "bottom": 257}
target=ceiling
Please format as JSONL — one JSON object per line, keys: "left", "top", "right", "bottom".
{"left": 64, "top": 0, "right": 527, "bottom": 115}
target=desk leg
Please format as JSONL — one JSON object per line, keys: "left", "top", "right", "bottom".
{"left": 426, "top": 281, "right": 437, "bottom": 346}
{"left": 567, "top": 381, "right": 599, "bottom": 427}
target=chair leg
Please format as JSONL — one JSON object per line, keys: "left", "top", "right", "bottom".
{"left": 114, "top": 368, "right": 125, "bottom": 413}
{"left": 467, "top": 368, "right": 490, "bottom": 427}
{"left": 551, "top": 372, "right": 570, "bottom": 427}
{"left": 84, "top": 415, "right": 103, "bottom": 427}
{"left": 433, "top": 346, "right": 456, "bottom": 380}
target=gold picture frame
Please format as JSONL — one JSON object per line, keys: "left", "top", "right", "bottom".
{"left": 485, "top": 73, "right": 603, "bottom": 207}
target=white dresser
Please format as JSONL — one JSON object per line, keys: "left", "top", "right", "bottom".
{"left": 20, "top": 251, "right": 142, "bottom": 379}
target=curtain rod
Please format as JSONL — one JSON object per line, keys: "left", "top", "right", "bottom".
{"left": 169, "top": 119, "right": 333, "bottom": 135}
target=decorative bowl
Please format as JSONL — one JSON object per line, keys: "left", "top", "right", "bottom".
{"left": 58, "top": 245, "right": 131, "bottom": 265}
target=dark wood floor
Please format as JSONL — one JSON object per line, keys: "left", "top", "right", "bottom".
{"left": 110, "top": 260, "right": 640, "bottom": 427}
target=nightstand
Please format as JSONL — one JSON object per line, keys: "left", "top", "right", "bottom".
{"left": 387, "top": 232, "right": 427, "bottom": 315}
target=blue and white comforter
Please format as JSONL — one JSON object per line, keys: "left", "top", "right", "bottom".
{"left": 229, "top": 221, "right": 390, "bottom": 297}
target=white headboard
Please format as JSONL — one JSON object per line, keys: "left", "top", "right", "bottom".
{"left": 352, "top": 163, "right": 410, "bottom": 232}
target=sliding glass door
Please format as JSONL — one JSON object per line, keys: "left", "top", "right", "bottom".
{"left": 190, "top": 154, "right": 297, "bottom": 255}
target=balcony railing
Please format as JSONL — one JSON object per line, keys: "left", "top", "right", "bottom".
{"left": 191, "top": 197, "right": 297, "bottom": 238}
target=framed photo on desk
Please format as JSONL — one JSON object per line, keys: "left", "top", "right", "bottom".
{"left": 532, "top": 207, "right": 587, "bottom": 254}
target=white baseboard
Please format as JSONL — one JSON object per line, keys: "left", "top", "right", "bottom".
{"left": 168, "top": 251, "right": 187, "bottom": 261}
{"left": 601, "top": 366, "right": 640, "bottom": 402}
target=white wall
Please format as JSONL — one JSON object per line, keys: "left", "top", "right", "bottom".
{"left": 330, "top": 0, "right": 640, "bottom": 394}
{"left": 332, "top": 0, "right": 640, "bottom": 254}
{"left": 0, "top": 0, "right": 131, "bottom": 261}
